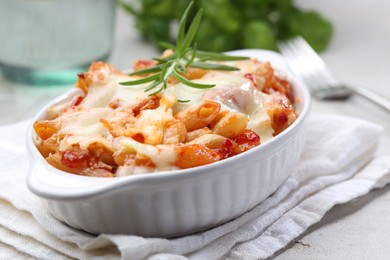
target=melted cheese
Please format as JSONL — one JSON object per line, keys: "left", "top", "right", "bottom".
{"left": 114, "top": 137, "right": 178, "bottom": 172}
{"left": 172, "top": 72, "right": 275, "bottom": 140}
{"left": 114, "top": 76, "right": 152, "bottom": 108}
{"left": 76, "top": 70, "right": 275, "bottom": 143}
{"left": 58, "top": 108, "right": 113, "bottom": 151}
{"left": 37, "top": 59, "right": 295, "bottom": 177}
{"left": 80, "top": 75, "right": 151, "bottom": 109}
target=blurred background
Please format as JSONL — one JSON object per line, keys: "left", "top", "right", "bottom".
{"left": 119, "top": 0, "right": 332, "bottom": 53}
{"left": 0, "top": 0, "right": 117, "bottom": 86}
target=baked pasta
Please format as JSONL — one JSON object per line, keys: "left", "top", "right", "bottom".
{"left": 33, "top": 57, "right": 297, "bottom": 177}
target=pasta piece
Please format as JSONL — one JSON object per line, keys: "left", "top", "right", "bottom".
{"left": 87, "top": 142, "right": 116, "bottom": 166}
{"left": 47, "top": 149, "right": 114, "bottom": 177}
{"left": 46, "top": 152, "right": 80, "bottom": 174}
{"left": 101, "top": 106, "right": 137, "bottom": 137}
{"left": 189, "top": 133, "right": 234, "bottom": 149}
{"left": 189, "top": 134, "right": 253, "bottom": 159}
{"left": 180, "top": 67, "right": 208, "bottom": 80}
{"left": 100, "top": 118, "right": 124, "bottom": 138}
{"left": 211, "top": 111, "right": 249, "bottom": 139}
{"left": 175, "top": 144, "right": 220, "bottom": 169}
{"left": 113, "top": 153, "right": 130, "bottom": 166}
{"left": 36, "top": 137, "right": 60, "bottom": 157}
{"left": 185, "top": 127, "right": 213, "bottom": 142}
{"left": 175, "top": 101, "right": 220, "bottom": 131}
{"left": 76, "top": 71, "right": 93, "bottom": 93}
{"left": 113, "top": 136, "right": 177, "bottom": 171}
{"left": 76, "top": 61, "right": 122, "bottom": 93}
{"left": 115, "top": 152, "right": 156, "bottom": 169}
{"left": 59, "top": 147, "right": 115, "bottom": 177}
{"left": 126, "top": 109, "right": 165, "bottom": 145}
{"left": 33, "top": 120, "right": 59, "bottom": 140}
{"left": 252, "top": 61, "right": 294, "bottom": 103}
{"left": 102, "top": 95, "right": 174, "bottom": 145}
{"left": 269, "top": 96, "right": 297, "bottom": 135}
{"left": 163, "top": 119, "right": 187, "bottom": 144}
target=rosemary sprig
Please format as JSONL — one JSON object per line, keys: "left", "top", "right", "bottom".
{"left": 119, "top": 1, "right": 249, "bottom": 94}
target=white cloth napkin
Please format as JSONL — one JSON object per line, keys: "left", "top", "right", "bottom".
{"left": 1, "top": 114, "right": 390, "bottom": 260}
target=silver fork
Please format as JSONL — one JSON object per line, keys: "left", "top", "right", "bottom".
{"left": 278, "top": 37, "right": 390, "bottom": 112}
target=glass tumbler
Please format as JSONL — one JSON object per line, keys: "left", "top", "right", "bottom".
{"left": 0, "top": 0, "right": 116, "bottom": 86}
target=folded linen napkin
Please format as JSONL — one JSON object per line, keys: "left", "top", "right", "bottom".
{"left": 1, "top": 114, "right": 390, "bottom": 260}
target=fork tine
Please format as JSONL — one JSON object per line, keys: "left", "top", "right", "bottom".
{"left": 292, "top": 37, "right": 338, "bottom": 86}
{"left": 279, "top": 37, "right": 390, "bottom": 109}
{"left": 278, "top": 37, "right": 339, "bottom": 94}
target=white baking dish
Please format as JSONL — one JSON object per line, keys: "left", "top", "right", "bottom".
{"left": 26, "top": 49, "right": 311, "bottom": 237}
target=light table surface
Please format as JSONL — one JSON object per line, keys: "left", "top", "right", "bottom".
{"left": 278, "top": 1, "right": 390, "bottom": 259}
{"left": 1, "top": 1, "right": 389, "bottom": 259}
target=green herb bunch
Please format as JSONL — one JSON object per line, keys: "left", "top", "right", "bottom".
{"left": 121, "top": 0, "right": 332, "bottom": 53}
{"left": 120, "top": 1, "right": 248, "bottom": 95}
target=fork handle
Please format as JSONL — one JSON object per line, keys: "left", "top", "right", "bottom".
{"left": 352, "top": 86, "right": 390, "bottom": 112}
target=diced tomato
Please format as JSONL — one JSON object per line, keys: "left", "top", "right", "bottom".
{"left": 271, "top": 98, "right": 295, "bottom": 135}
{"left": 214, "top": 139, "right": 237, "bottom": 159}
{"left": 73, "top": 95, "right": 84, "bottom": 107}
{"left": 61, "top": 150, "right": 115, "bottom": 176}
{"left": 61, "top": 151, "right": 90, "bottom": 169}
{"left": 132, "top": 133, "right": 145, "bottom": 143}
{"left": 66, "top": 95, "right": 85, "bottom": 111}
{"left": 233, "top": 130, "right": 261, "bottom": 151}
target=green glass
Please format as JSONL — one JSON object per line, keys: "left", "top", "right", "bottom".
{"left": 0, "top": 0, "right": 116, "bottom": 86}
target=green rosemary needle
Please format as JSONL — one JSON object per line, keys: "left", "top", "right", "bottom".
{"left": 119, "top": 1, "right": 249, "bottom": 95}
